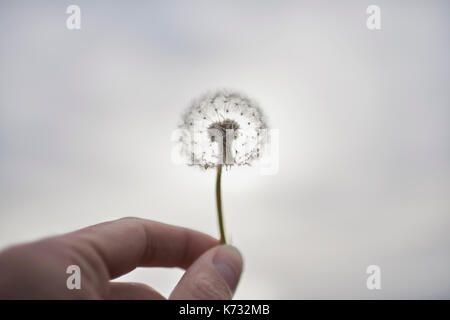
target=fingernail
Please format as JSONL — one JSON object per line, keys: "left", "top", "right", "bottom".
{"left": 213, "top": 245, "right": 242, "bottom": 292}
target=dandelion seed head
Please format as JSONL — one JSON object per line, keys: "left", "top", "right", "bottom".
{"left": 178, "top": 90, "right": 268, "bottom": 169}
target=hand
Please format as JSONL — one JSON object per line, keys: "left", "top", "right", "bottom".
{"left": 0, "top": 217, "right": 243, "bottom": 299}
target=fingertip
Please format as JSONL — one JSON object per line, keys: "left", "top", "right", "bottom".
{"left": 213, "top": 245, "right": 243, "bottom": 293}
{"left": 169, "top": 244, "right": 243, "bottom": 300}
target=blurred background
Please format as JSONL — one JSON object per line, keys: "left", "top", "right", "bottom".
{"left": 0, "top": 0, "right": 449, "bottom": 299}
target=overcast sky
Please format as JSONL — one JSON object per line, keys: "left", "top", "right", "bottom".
{"left": 0, "top": 0, "right": 449, "bottom": 299}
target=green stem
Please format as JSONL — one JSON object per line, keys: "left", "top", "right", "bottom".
{"left": 216, "top": 164, "right": 226, "bottom": 244}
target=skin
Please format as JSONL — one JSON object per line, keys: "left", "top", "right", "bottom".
{"left": 0, "top": 217, "right": 243, "bottom": 300}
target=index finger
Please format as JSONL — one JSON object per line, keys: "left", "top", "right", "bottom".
{"left": 57, "top": 217, "right": 219, "bottom": 279}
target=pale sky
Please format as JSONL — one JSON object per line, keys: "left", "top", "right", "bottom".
{"left": 0, "top": 0, "right": 449, "bottom": 299}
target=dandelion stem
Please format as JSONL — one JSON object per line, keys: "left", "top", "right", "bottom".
{"left": 216, "top": 164, "right": 226, "bottom": 244}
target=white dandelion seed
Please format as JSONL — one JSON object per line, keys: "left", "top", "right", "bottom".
{"left": 177, "top": 89, "right": 269, "bottom": 244}
{"left": 179, "top": 90, "right": 268, "bottom": 169}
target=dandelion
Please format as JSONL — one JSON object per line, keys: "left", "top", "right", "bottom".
{"left": 178, "top": 90, "right": 268, "bottom": 243}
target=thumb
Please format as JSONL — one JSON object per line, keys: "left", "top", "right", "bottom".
{"left": 169, "top": 245, "right": 243, "bottom": 300}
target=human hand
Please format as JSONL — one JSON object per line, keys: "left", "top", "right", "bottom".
{"left": 0, "top": 217, "right": 242, "bottom": 299}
